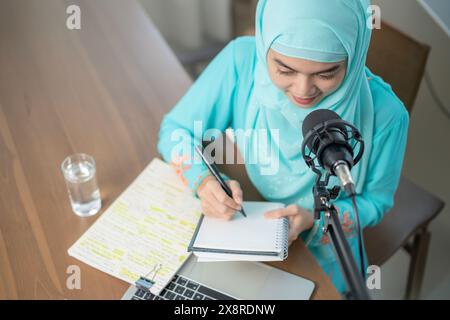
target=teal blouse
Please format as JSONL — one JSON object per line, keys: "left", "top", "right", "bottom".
{"left": 158, "top": 36, "right": 409, "bottom": 295}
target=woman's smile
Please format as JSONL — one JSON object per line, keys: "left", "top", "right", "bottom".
{"left": 292, "top": 93, "right": 321, "bottom": 107}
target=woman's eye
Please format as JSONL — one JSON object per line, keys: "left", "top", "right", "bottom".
{"left": 317, "top": 73, "right": 336, "bottom": 80}
{"left": 278, "top": 69, "right": 295, "bottom": 76}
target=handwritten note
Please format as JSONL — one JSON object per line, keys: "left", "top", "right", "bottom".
{"left": 68, "top": 158, "right": 202, "bottom": 295}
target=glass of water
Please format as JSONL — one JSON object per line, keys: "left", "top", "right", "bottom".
{"left": 61, "top": 153, "right": 101, "bottom": 217}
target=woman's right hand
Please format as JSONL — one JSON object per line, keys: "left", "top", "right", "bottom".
{"left": 197, "top": 175, "right": 243, "bottom": 220}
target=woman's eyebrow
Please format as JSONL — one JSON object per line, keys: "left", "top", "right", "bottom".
{"left": 274, "top": 58, "right": 297, "bottom": 72}
{"left": 314, "top": 65, "right": 341, "bottom": 74}
{"left": 274, "top": 58, "right": 342, "bottom": 74}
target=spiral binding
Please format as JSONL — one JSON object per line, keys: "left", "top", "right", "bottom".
{"left": 275, "top": 217, "right": 289, "bottom": 260}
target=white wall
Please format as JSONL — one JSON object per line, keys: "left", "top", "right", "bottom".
{"left": 419, "top": 0, "right": 450, "bottom": 37}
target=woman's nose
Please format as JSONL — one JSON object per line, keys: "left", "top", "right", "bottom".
{"left": 292, "top": 74, "right": 315, "bottom": 97}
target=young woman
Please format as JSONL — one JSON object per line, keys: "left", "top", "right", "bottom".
{"left": 158, "top": 0, "right": 409, "bottom": 294}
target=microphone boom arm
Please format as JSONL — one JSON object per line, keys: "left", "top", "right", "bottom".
{"left": 302, "top": 116, "right": 370, "bottom": 299}
{"left": 313, "top": 177, "right": 371, "bottom": 300}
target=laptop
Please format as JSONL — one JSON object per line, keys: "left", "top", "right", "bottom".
{"left": 122, "top": 255, "right": 315, "bottom": 300}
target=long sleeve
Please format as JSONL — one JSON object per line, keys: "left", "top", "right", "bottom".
{"left": 157, "top": 40, "right": 238, "bottom": 194}
{"left": 303, "top": 109, "right": 409, "bottom": 247}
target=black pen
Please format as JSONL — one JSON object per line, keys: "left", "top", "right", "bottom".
{"left": 195, "top": 145, "right": 247, "bottom": 218}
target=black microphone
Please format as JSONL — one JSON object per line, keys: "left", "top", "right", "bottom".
{"left": 301, "top": 109, "right": 362, "bottom": 196}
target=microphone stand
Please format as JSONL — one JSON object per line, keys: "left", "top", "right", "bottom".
{"left": 312, "top": 174, "right": 371, "bottom": 300}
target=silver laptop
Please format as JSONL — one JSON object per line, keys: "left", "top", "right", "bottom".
{"left": 122, "top": 255, "right": 315, "bottom": 300}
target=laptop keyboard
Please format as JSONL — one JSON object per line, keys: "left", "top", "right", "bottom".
{"left": 130, "top": 274, "right": 236, "bottom": 300}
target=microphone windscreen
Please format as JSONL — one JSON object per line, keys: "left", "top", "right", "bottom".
{"left": 302, "top": 109, "right": 341, "bottom": 138}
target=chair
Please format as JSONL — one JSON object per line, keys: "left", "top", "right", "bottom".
{"left": 228, "top": 8, "right": 445, "bottom": 299}
{"left": 364, "top": 22, "right": 444, "bottom": 300}
{"left": 366, "top": 22, "right": 430, "bottom": 113}
{"left": 232, "top": 0, "right": 257, "bottom": 37}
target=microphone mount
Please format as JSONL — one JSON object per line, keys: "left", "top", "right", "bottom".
{"left": 301, "top": 118, "right": 364, "bottom": 185}
{"left": 301, "top": 116, "right": 370, "bottom": 300}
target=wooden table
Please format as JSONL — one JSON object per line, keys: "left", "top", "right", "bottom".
{"left": 0, "top": 0, "right": 340, "bottom": 300}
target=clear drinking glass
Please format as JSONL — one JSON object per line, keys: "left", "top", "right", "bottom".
{"left": 61, "top": 153, "right": 101, "bottom": 217}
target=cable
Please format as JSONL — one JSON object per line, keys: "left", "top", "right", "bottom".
{"left": 351, "top": 196, "right": 366, "bottom": 280}
{"left": 424, "top": 71, "right": 450, "bottom": 120}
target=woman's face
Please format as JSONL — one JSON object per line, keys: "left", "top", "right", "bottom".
{"left": 267, "top": 49, "right": 347, "bottom": 108}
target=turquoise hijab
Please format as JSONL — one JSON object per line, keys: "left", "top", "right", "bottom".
{"left": 244, "top": 0, "right": 374, "bottom": 207}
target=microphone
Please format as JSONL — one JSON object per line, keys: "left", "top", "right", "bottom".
{"left": 301, "top": 110, "right": 364, "bottom": 197}
{"left": 301, "top": 110, "right": 369, "bottom": 298}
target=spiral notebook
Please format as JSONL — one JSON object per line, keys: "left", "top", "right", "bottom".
{"left": 188, "top": 202, "right": 289, "bottom": 262}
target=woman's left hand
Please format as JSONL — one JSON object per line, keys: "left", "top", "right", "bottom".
{"left": 265, "top": 205, "right": 314, "bottom": 246}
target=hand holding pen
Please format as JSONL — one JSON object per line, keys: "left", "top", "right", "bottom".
{"left": 195, "top": 145, "right": 247, "bottom": 219}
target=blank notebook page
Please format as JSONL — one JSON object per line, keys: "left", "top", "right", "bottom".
{"left": 193, "top": 201, "right": 285, "bottom": 253}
